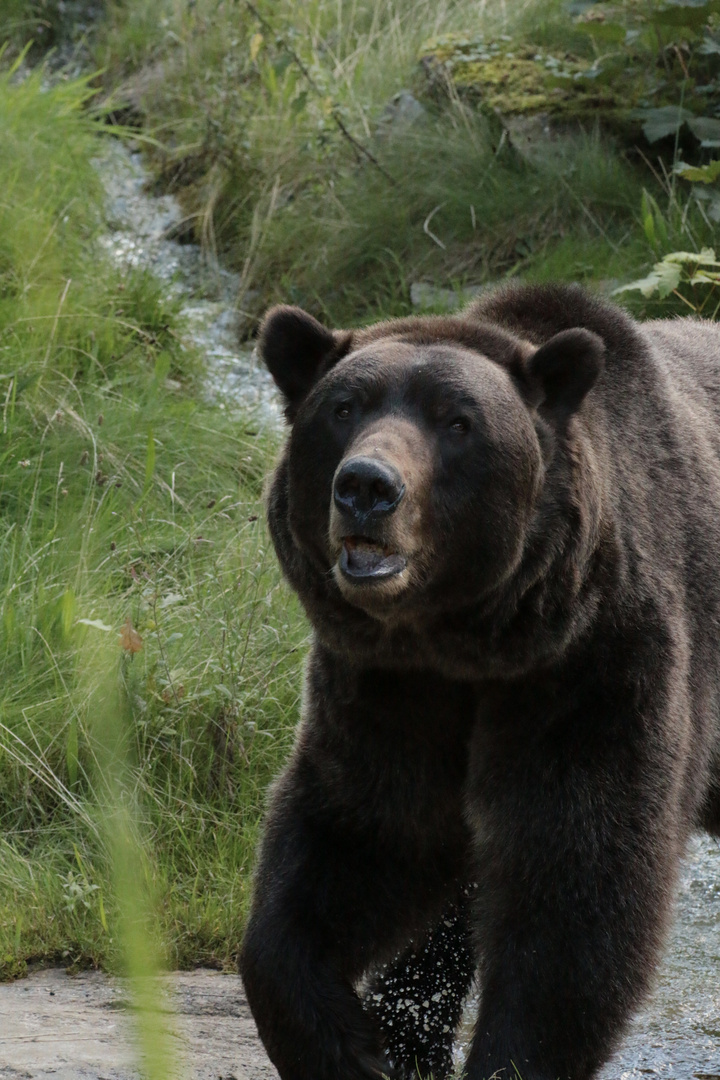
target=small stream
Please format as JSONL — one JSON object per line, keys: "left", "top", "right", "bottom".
{"left": 96, "top": 138, "right": 720, "bottom": 1079}
{"left": 95, "top": 140, "right": 280, "bottom": 424}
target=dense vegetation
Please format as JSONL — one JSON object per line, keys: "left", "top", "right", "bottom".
{"left": 0, "top": 57, "right": 303, "bottom": 978}
{"left": 94, "top": 0, "right": 720, "bottom": 322}
{"left": 3, "top": 0, "right": 720, "bottom": 985}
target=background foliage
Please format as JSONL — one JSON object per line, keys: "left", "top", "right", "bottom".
{"left": 91, "top": 0, "right": 720, "bottom": 323}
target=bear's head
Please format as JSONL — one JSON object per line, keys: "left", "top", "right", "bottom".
{"left": 260, "top": 304, "right": 604, "bottom": 623}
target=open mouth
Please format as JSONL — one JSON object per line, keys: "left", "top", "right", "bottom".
{"left": 339, "top": 536, "right": 407, "bottom": 581}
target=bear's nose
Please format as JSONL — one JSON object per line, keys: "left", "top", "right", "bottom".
{"left": 333, "top": 456, "right": 405, "bottom": 521}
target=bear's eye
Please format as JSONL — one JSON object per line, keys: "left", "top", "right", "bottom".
{"left": 335, "top": 402, "right": 352, "bottom": 420}
{"left": 449, "top": 416, "right": 470, "bottom": 434}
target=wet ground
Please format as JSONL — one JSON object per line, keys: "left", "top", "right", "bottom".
{"left": 597, "top": 834, "right": 720, "bottom": 1078}
{"left": 2, "top": 140, "right": 717, "bottom": 1080}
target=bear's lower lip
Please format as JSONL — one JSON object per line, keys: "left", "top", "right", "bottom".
{"left": 339, "top": 537, "right": 407, "bottom": 581}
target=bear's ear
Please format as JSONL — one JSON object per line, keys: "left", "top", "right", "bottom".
{"left": 259, "top": 306, "right": 353, "bottom": 419}
{"left": 526, "top": 328, "right": 604, "bottom": 418}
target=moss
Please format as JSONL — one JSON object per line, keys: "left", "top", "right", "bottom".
{"left": 419, "top": 34, "right": 629, "bottom": 123}
{"left": 0, "top": 955, "right": 27, "bottom": 981}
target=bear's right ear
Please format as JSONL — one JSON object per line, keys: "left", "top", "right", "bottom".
{"left": 526, "top": 328, "right": 604, "bottom": 420}
{"left": 259, "top": 306, "right": 353, "bottom": 420}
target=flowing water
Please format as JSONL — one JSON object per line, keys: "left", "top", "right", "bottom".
{"left": 94, "top": 139, "right": 720, "bottom": 1078}
{"left": 95, "top": 140, "right": 280, "bottom": 426}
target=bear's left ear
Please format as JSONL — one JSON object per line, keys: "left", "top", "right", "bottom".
{"left": 259, "top": 305, "right": 353, "bottom": 420}
{"left": 526, "top": 328, "right": 604, "bottom": 419}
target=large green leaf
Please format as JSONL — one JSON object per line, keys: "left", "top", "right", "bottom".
{"left": 650, "top": 0, "right": 720, "bottom": 28}
{"left": 631, "top": 106, "right": 693, "bottom": 143}
{"left": 687, "top": 116, "right": 720, "bottom": 146}
{"left": 663, "top": 247, "right": 719, "bottom": 265}
{"left": 690, "top": 268, "right": 720, "bottom": 284}
{"left": 613, "top": 261, "right": 682, "bottom": 298}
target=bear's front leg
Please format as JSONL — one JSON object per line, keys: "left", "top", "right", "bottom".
{"left": 463, "top": 678, "right": 685, "bottom": 1080}
{"left": 241, "top": 647, "right": 473, "bottom": 1080}
{"left": 364, "top": 885, "right": 476, "bottom": 1079}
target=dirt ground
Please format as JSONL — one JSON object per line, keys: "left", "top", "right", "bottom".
{"left": 0, "top": 968, "right": 278, "bottom": 1080}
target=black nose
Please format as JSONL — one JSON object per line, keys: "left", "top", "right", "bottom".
{"left": 333, "top": 456, "right": 405, "bottom": 521}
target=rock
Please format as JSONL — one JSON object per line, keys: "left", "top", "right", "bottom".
{"left": 417, "top": 28, "right": 720, "bottom": 156}
{"left": 376, "top": 91, "right": 427, "bottom": 139}
{"left": 500, "top": 112, "right": 560, "bottom": 163}
{"left": 419, "top": 35, "right": 622, "bottom": 120}
{"left": 409, "top": 282, "right": 484, "bottom": 312}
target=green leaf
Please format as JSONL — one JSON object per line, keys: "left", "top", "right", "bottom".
{"left": 272, "top": 55, "right": 292, "bottom": 79}
{"left": 675, "top": 159, "right": 720, "bottom": 182}
{"left": 641, "top": 190, "right": 669, "bottom": 248}
{"left": 689, "top": 269, "right": 720, "bottom": 284}
{"left": 66, "top": 716, "right": 78, "bottom": 788}
{"left": 613, "top": 261, "right": 682, "bottom": 298}
{"left": 631, "top": 106, "right": 693, "bottom": 143}
{"left": 664, "top": 247, "right": 718, "bottom": 264}
{"left": 648, "top": 260, "right": 682, "bottom": 299}
{"left": 144, "top": 429, "right": 156, "bottom": 493}
{"left": 290, "top": 91, "right": 308, "bottom": 118}
{"left": 687, "top": 116, "right": 720, "bottom": 146}
{"left": 650, "top": 1, "right": 720, "bottom": 28}
{"left": 61, "top": 587, "right": 76, "bottom": 639}
{"left": 642, "top": 192, "right": 656, "bottom": 246}
{"left": 98, "top": 891, "right": 108, "bottom": 933}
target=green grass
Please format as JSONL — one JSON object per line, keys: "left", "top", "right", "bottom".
{"left": 9, "top": 0, "right": 717, "bottom": 326}
{"left": 0, "top": 60, "right": 307, "bottom": 978}
{"left": 0, "top": 1, "right": 93, "bottom": 57}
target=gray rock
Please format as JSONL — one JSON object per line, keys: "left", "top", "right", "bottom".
{"left": 410, "top": 282, "right": 483, "bottom": 312}
{"left": 501, "top": 112, "right": 558, "bottom": 163}
{"left": 376, "top": 91, "right": 427, "bottom": 139}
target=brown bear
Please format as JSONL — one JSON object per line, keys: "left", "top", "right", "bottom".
{"left": 240, "top": 283, "right": 720, "bottom": 1080}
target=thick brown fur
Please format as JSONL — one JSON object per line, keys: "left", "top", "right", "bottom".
{"left": 240, "top": 283, "right": 720, "bottom": 1080}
